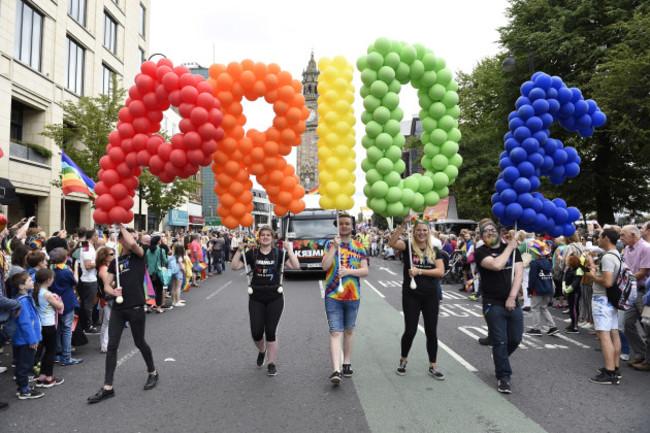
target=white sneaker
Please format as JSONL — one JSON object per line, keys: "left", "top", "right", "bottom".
{"left": 173, "top": 302, "right": 184, "bottom": 307}
{"left": 620, "top": 353, "right": 630, "bottom": 361}
{"left": 563, "top": 318, "right": 571, "bottom": 323}
{"left": 581, "top": 322, "right": 594, "bottom": 329}
{"left": 0, "top": 366, "right": 7, "bottom": 373}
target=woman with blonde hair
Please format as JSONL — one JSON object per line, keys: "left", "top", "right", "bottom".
{"left": 389, "top": 217, "right": 445, "bottom": 380}
{"left": 95, "top": 246, "right": 115, "bottom": 353}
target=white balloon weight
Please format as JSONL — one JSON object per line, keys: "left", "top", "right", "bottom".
{"left": 247, "top": 287, "right": 253, "bottom": 295}
{"left": 116, "top": 296, "right": 123, "bottom": 304}
{"left": 277, "top": 286, "right": 283, "bottom": 294}
{"left": 410, "top": 278, "right": 417, "bottom": 290}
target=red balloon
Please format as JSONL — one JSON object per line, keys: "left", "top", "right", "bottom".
{"left": 133, "top": 117, "right": 151, "bottom": 133}
{"left": 162, "top": 72, "right": 180, "bottom": 92}
{"left": 187, "top": 149, "right": 203, "bottom": 166}
{"left": 178, "top": 73, "right": 195, "bottom": 87}
{"left": 95, "top": 194, "right": 116, "bottom": 210}
{"left": 140, "top": 61, "right": 157, "bottom": 78}
{"left": 184, "top": 132, "right": 202, "bottom": 149}
{"left": 102, "top": 169, "right": 120, "bottom": 186}
{"left": 191, "top": 107, "right": 209, "bottom": 125}
{"left": 100, "top": 155, "right": 116, "bottom": 170}
{"left": 179, "top": 118, "right": 196, "bottom": 133}
{"left": 136, "top": 150, "right": 151, "bottom": 166}
{"left": 132, "top": 133, "right": 148, "bottom": 151}
{"left": 93, "top": 209, "right": 109, "bottom": 225}
{"left": 94, "top": 181, "right": 109, "bottom": 196}
{"left": 116, "top": 163, "right": 132, "bottom": 179}
{"left": 117, "top": 196, "right": 134, "bottom": 210}
{"left": 197, "top": 123, "right": 216, "bottom": 140}
{"left": 170, "top": 149, "right": 187, "bottom": 168}
{"left": 109, "top": 147, "right": 125, "bottom": 163}
{"left": 149, "top": 155, "right": 165, "bottom": 173}
{"left": 110, "top": 183, "right": 129, "bottom": 200}
{"left": 117, "top": 123, "right": 135, "bottom": 138}
{"left": 123, "top": 176, "right": 139, "bottom": 191}
{"left": 129, "top": 100, "right": 146, "bottom": 117}
{"left": 142, "top": 91, "right": 158, "bottom": 109}
{"left": 135, "top": 74, "right": 155, "bottom": 93}
{"left": 108, "top": 207, "right": 128, "bottom": 223}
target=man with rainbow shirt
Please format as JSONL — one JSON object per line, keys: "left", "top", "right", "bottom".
{"left": 322, "top": 212, "right": 369, "bottom": 385}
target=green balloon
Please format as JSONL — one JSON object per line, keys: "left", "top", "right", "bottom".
{"left": 365, "top": 121, "right": 382, "bottom": 138}
{"left": 385, "top": 145, "right": 402, "bottom": 162}
{"left": 378, "top": 66, "right": 396, "bottom": 83}
{"left": 375, "top": 133, "right": 393, "bottom": 150}
{"left": 412, "top": 172, "right": 423, "bottom": 180}
{"left": 393, "top": 158, "right": 406, "bottom": 174}
{"left": 441, "top": 140, "right": 459, "bottom": 157}
{"left": 360, "top": 69, "right": 378, "bottom": 86}
{"left": 430, "top": 128, "right": 447, "bottom": 146}
{"left": 413, "top": 43, "right": 427, "bottom": 60}
{"left": 428, "top": 102, "right": 447, "bottom": 119}
{"left": 369, "top": 197, "right": 387, "bottom": 214}
{"left": 361, "top": 135, "right": 374, "bottom": 149}
{"left": 428, "top": 83, "right": 446, "bottom": 101}
{"left": 421, "top": 117, "right": 437, "bottom": 133}
{"left": 367, "top": 52, "right": 384, "bottom": 70}
{"left": 433, "top": 172, "right": 450, "bottom": 189}
{"left": 392, "top": 134, "right": 406, "bottom": 147}
{"left": 366, "top": 43, "right": 376, "bottom": 54}
{"left": 411, "top": 193, "right": 425, "bottom": 211}
{"left": 390, "top": 107, "right": 404, "bottom": 121}
{"left": 449, "top": 153, "right": 463, "bottom": 168}
{"left": 421, "top": 157, "right": 432, "bottom": 170}
{"left": 384, "top": 119, "right": 401, "bottom": 136}
{"left": 404, "top": 176, "right": 418, "bottom": 191}
{"left": 418, "top": 175, "right": 433, "bottom": 193}
{"left": 374, "top": 37, "right": 392, "bottom": 55}
{"left": 395, "top": 63, "right": 410, "bottom": 84}
{"left": 421, "top": 53, "right": 437, "bottom": 70}
{"left": 360, "top": 110, "right": 373, "bottom": 125}
{"left": 443, "top": 164, "right": 459, "bottom": 180}
{"left": 365, "top": 168, "right": 382, "bottom": 184}
{"left": 437, "top": 186, "right": 449, "bottom": 199}
{"left": 410, "top": 60, "right": 425, "bottom": 78}
{"left": 363, "top": 94, "right": 381, "bottom": 112}
{"left": 370, "top": 80, "right": 389, "bottom": 98}
{"left": 367, "top": 146, "right": 383, "bottom": 163}
{"left": 447, "top": 128, "right": 462, "bottom": 142}
{"left": 421, "top": 70, "right": 437, "bottom": 87}
{"left": 418, "top": 95, "right": 433, "bottom": 110}
{"left": 433, "top": 57, "right": 446, "bottom": 71}
{"left": 360, "top": 85, "right": 370, "bottom": 98}
{"left": 401, "top": 188, "right": 415, "bottom": 206}
{"left": 411, "top": 77, "right": 422, "bottom": 89}
{"left": 424, "top": 190, "right": 440, "bottom": 206}
{"left": 360, "top": 158, "right": 373, "bottom": 172}
{"left": 386, "top": 201, "right": 404, "bottom": 217}
{"left": 356, "top": 56, "right": 368, "bottom": 71}
{"left": 431, "top": 154, "right": 449, "bottom": 171}
{"left": 438, "top": 115, "right": 458, "bottom": 131}
{"left": 376, "top": 158, "right": 394, "bottom": 175}
{"left": 400, "top": 46, "right": 417, "bottom": 64}
{"left": 446, "top": 105, "right": 460, "bottom": 119}
{"left": 363, "top": 183, "right": 372, "bottom": 198}
{"left": 384, "top": 171, "right": 402, "bottom": 186}
{"left": 373, "top": 106, "right": 391, "bottom": 124}
{"left": 446, "top": 80, "right": 459, "bottom": 91}
{"left": 383, "top": 52, "right": 401, "bottom": 69}
{"left": 424, "top": 143, "right": 439, "bottom": 157}
{"left": 442, "top": 91, "right": 459, "bottom": 108}
{"left": 387, "top": 79, "right": 401, "bottom": 94}
{"left": 382, "top": 92, "right": 399, "bottom": 110}
{"left": 436, "top": 68, "right": 452, "bottom": 85}
{"left": 386, "top": 186, "right": 401, "bottom": 203}
{"left": 371, "top": 180, "right": 389, "bottom": 198}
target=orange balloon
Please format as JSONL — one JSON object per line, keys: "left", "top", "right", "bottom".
{"left": 222, "top": 215, "right": 238, "bottom": 229}
{"left": 273, "top": 205, "right": 288, "bottom": 216}
{"left": 241, "top": 213, "right": 254, "bottom": 228}
{"left": 226, "top": 62, "right": 243, "bottom": 78}
{"left": 288, "top": 200, "right": 306, "bottom": 214}
{"left": 220, "top": 193, "right": 236, "bottom": 207}
{"left": 231, "top": 202, "right": 246, "bottom": 218}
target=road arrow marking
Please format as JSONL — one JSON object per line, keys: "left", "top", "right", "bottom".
{"left": 379, "top": 266, "right": 397, "bottom": 275}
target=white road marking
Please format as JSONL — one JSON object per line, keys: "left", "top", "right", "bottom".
{"left": 454, "top": 305, "right": 483, "bottom": 317}
{"left": 318, "top": 280, "right": 325, "bottom": 298}
{"left": 553, "top": 332, "right": 591, "bottom": 349}
{"left": 164, "top": 358, "right": 176, "bottom": 362}
{"left": 366, "top": 281, "right": 385, "bottom": 298}
{"left": 441, "top": 290, "right": 468, "bottom": 300}
{"left": 379, "top": 266, "right": 397, "bottom": 275}
{"left": 206, "top": 281, "right": 231, "bottom": 300}
{"left": 116, "top": 348, "right": 139, "bottom": 368}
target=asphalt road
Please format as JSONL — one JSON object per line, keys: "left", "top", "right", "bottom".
{"left": 1, "top": 258, "right": 649, "bottom": 433}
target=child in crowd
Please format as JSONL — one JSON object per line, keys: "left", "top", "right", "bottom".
{"left": 526, "top": 241, "right": 559, "bottom": 336}
{"left": 33, "top": 268, "right": 65, "bottom": 387}
{"left": 9, "top": 272, "right": 43, "bottom": 399}
{"left": 563, "top": 254, "right": 585, "bottom": 333}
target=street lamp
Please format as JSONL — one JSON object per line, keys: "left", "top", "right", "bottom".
{"left": 501, "top": 49, "right": 535, "bottom": 75}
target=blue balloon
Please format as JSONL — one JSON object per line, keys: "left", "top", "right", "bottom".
{"left": 499, "top": 157, "right": 515, "bottom": 170}
{"left": 560, "top": 116, "right": 576, "bottom": 131}
{"left": 552, "top": 198, "right": 567, "bottom": 208}
{"left": 554, "top": 207, "right": 569, "bottom": 224}
{"left": 515, "top": 97, "right": 532, "bottom": 109}
{"left": 545, "top": 87, "right": 558, "bottom": 100}
{"left": 544, "top": 138, "right": 558, "bottom": 154}
{"left": 534, "top": 73, "right": 552, "bottom": 90}
{"left": 529, "top": 176, "right": 541, "bottom": 191}
{"left": 500, "top": 217, "right": 515, "bottom": 227}
{"left": 591, "top": 111, "right": 606, "bottom": 127}
{"left": 492, "top": 202, "right": 506, "bottom": 219}
{"left": 550, "top": 225, "right": 563, "bottom": 238}
{"left": 578, "top": 127, "right": 594, "bottom": 137}
{"left": 499, "top": 150, "right": 509, "bottom": 159}
{"left": 505, "top": 202, "right": 523, "bottom": 220}
{"left": 514, "top": 126, "right": 532, "bottom": 141}
{"left": 574, "top": 100, "right": 588, "bottom": 117}
{"left": 564, "top": 162, "right": 580, "bottom": 178}
{"left": 549, "top": 176, "right": 564, "bottom": 185}
{"left": 521, "top": 208, "right": 537, "bottom": 224}
{"left": 520, "top": 81, "right": 535, "bottom": 96}
{"left": 503, "top": 166, "right": 520, "bottom": 184}
{"left": 564, "top": 146, "right": 578, "bottom": 162}
{"left": 508, "top": 110, "right": 520, "bottom": 121}
{"left": 500, "top": 188, "right": 517, "bottom": 204}
{"left": 540, "top": 155, "right": 555, "bottom": 171}
{"left": 495, "top": 179, "right": 512, "bottom": 193}
{"left": 539, "top": 113, "right": 554, "bottom": 129}
{"left": 504, "top": 131, "right": 514, "bottom": 141}
{"left": 542, "top": 200, "right": 557, "bottom": 217}
{"left": 552, "top": 149, "right": 568, "bottom": 165}
{"left": 509, "top": 117, "right": 525, "bottom": 130}
{"left": 532, "top": 192, "right": 544, "bottom": 200}
{"left": 534, "top": 213, "right": 548, "bottom": 229}
{"left": 557, "top": 87, "right": 572, "bottom": 104}
{"left": 531, "top": 198, "right": 543, "bottom": 213}
{"left": 491, "top": 193, "right": 500, "bottom": 204}
{"left": 525, "top": 116, "right": 543, "bottom": 132}
{"left": 575, "top": 114, "right": 591, "bottom": 130}
{"left": 510, "top": 147, "right": 528, "bottom": 164}
{"left": 550, "top": 76, "right": 563, "bottom": 89}
{"left": 528, "top": 87, "right": 546, "bottom": 101}
{"left": 547, "top": 99, "right": 561, "bottom": 115}
{"left": 505, "top": 138, "right": 520, "bottom": 152}
{"left": 566, "top": 207, "right": 580, "bottom": 222}
{"left": 521, "top": 137, "right": 539, "bottom": 154}
{"left": 570, "top": 87, "right": 583, "bottom": 103}
{"left": 513, "top": 177, "right": 531, "bottom": 193}
{"left": 562, "top": 223, "right": 576, "bottom": 237}
{"left": 518, "top": 104, "right": 535, "bottom": 120}
{"left": 544, "top": 217, "right": 556, "bottom": 233}
{"left": 517, "top": 161, "right": 535, "bottom": 178}
{"left": 532, "top": 99, "right": 549, "bottom": 115}
{"left": 559, "top": 102, "right": 575, "bottom": 118}
{"left": 586, "top": 99, "right": 598, "bottom": 114}
{"left": 527, "top": 152, "right": 543, "bottom": 168}
{"left": 533, "top": 130, "right": 549, "bottom": 144}
{"left": 517, "top": 193, "right": 534, "bottom": 208}
{"left": 550, "top": 165, "right": 565, "bottom": 178}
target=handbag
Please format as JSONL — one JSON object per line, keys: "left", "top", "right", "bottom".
{"left": 158, "top": 248, "right": 172, "bottom": 286}
{"left": 521, "top": 246, "right": 532, "bottom": 268}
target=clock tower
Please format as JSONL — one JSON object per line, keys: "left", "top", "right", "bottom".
{"left": 297, "top": 52, "right": 320, "bottom": 192}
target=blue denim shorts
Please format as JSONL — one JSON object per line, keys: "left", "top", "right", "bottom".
{"left": 325, "top": 297, "right": 360, "bottom": 333}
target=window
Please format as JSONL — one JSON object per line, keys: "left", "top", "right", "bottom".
{"left": 14, "top": 1, "right": 43, "bottom": 70}
{"left": 68, "top": 0, "right": 87, "bottom": 26}
{"left": 66, "top": 37, "right": 85, "bottom": 94}
{"left": 102, "top": 64, "right": 115, "bottom": 95}
{"left": 138, "top": 47, "right": 145, "bottom": 65}
{"left": 139, "top": 4, "right": 146, "bottom": 37}
{"left": 103, "top": 12, "right": 117, "bottom": 54}
{"left": 10, "top": 100, "right": 48, "bottom": 165}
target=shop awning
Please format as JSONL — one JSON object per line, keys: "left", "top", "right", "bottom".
{"left": 0, "top": 178, "right": 16, "bottom": 205}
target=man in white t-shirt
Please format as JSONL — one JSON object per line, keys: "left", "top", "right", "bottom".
{"left": 79, "top": 229, "right": 100, "bottom": 334}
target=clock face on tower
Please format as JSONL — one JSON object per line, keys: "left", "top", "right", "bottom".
{"left": 307, "top": 108, "right": 317, "bottom": 123}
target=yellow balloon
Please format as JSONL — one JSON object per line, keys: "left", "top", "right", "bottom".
{"left": 319, "top": 170, "right": 333, "bottom": 185}
{"left": 317, "top": 146, "right": 332, "bottom": 160}
{"left": 320, "top": 196, "right": 335, "bottom": 210}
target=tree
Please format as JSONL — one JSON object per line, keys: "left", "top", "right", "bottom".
{"left": 455, "top": 0, "right": 650, "bottom": 224}
{"left": 138, "top": 169, "right": 202, "bottom": 230}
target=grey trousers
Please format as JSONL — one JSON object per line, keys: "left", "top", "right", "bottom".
{"left": 530, "top": 295, "right": 556, "bottom": 330}
{"left": 624, "top": 290, "right": 649, "bottom": 361}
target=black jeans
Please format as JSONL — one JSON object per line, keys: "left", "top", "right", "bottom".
{"left": 249, "top": 295, "right": 284, "bottom": 342}
{"left": 152, "top": 277, "right": 164, "bottom": 308}
{"left": 401, "top": 293, "right": 439, "bottom": 363}
{"left": 40, "top": 325, "right": 57, "bottom": 377}
{"left": 77, "top": 280, "right": 97, "bottom": 330}
{"left": 104, "top": 306, "right": 155, "bottom": 386}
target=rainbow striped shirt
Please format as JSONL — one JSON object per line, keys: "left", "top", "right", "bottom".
{"left": 324, "top": 240, "right": 367, "bottom": 301}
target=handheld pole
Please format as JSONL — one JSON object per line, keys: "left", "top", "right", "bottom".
{"left": 113, "top": 224, "right": 123, "bottom": 304}
{"left": 240, "top": 225, "right": 253, "bottom": 295}
{"left": 407, "top": 221, "right": 417, "bottom": 290}
{"left": 277, "top": 215, "right": 289, "bottom": 294}
{"left": 336, "top": 210, "right": 344, "bottom": 294}
{"left": 511, "top": 221, "right": 518, "bottom": 283}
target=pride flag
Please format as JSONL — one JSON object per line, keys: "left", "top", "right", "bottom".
{"left": 61, "top": 150, "right": 97, "bottom": 198}
{"left": 307, "top": 185, "right": 319, "bottom": 195}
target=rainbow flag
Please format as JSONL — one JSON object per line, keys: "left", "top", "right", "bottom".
{"left": 144, "top": 269, "right": 156, "bottom": 305}
{"left": 182, "top": 274, "right": 190, "bottom": 292}
{"left": 29, "top": 238, "right": 43, "bottom": 249}
{"left": 307, "top": 185, "right": 319, "bottom": 195}
{"left": 61, "top": 150, "right": 97, "bottom": 198}
{"left": 193, "top": 262, "right": 207, "bottom": 272}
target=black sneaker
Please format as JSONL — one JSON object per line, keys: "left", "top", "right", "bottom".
{"left": 85, "top": 327, "right": 101, "bottom": 335}
{"left": 497, "top": 380, "right": 512, "bottom": 394}
{"left": 87, "top": 387, "right": 115, "bottom": 404}
{"left": 428, "top": 366, "right": 445, "bottom": 381}
{"left": 267, "top": 363, "right": 277, "bottom": 376}
{"left": 256, "top": 351, "right": 266, "bottom": 368}
{"left": 522, "top": 307, "right": 531, "bottom": 312}
{"left": 342, "top": 364, "right": 353, "bottom": 377}
{"left": 36, "top": 376, "right": 64, "bottom": 388}
{"left": 478, "top": 336, "right": 492, "bottom": 346}
{"left": 144, "top": 372, "right": 159, "bottom": 390}
{"left": 546, "top": 327, "right": 560, "bottom": 336}
{"left": 526, "top": 328, "right": 542, "bottom": 336}
{"left": 329, "top": 371, "right": 342, "bottom": 385}
{"left": 565, "top": 326, "right": 579, "bottom": 334}
{"left": 596, "top": 367, "right": 622, "bottom": 379}
{"left": 589, "top": 371, "right": 619, "bottom": 385}
{"left": 396, "top": 360, "right": 407, "bottom": 376}
{"left": 0, "top": 401, "right": 8, "bottom": 411}
{"left": 17, "top": 388, "right": 44, "bottom": 400}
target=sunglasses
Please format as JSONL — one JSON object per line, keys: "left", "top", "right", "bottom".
{"left": 483, "top": 229, "right": 498, "bottom": 234}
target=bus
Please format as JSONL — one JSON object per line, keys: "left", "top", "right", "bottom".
{"left": 274, "top": 209, "right": 347, "bottom": 274}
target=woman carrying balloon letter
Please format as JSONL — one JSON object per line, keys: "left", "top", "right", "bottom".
{"left": 389, "top": 216, "right": 446, "bottom": 380}
{"left": 231, "top": 226, "right": 299, "bottom": 377}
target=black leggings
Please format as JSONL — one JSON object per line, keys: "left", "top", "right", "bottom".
{"left": 567, "top": 289, "right": 581, "bottom": 329}
{"left": 104, "top": 306, "right": 155, "bottom": 386}
{"left": 40, "top": 325, "right": 57, "bottom": 377}
{"left": 153, "top": 278, "right": 164, "bottom": 308}
{"left": 401, "top": 293, "right": 439, "bottom": 363}
{"left": 248, "top": 295, "right": 284, "bottom": 342}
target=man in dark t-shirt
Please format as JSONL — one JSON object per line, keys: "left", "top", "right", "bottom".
{"left": 475, "top": 221, "right": 523, "bottom": 395}
{"left": 88, "top": 225, "right": 158, "bottom": 404}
